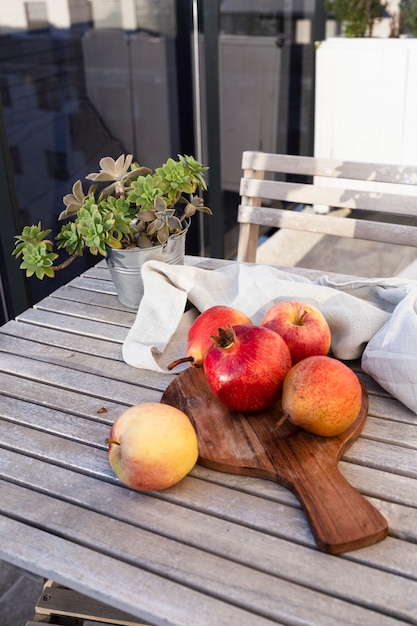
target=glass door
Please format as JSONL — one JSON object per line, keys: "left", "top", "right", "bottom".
{"left": 0, "top": 0, "right": 324, "bottom": 319}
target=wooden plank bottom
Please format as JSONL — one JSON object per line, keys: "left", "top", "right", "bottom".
{"left": 32, "top": 580, "right": 149, "bottom": 625}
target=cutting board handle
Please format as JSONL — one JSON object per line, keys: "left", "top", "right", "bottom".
{"left": 291, "top": 455, "right": 388, "bottom": 554}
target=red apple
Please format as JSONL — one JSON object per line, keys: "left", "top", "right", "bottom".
{"left": 168, "top": 305, "right": 252, "bottom": 370}
{"left": 107, "top": 403, "right": 198, "bottom": 491}
{"left": 262, "top": 301, "right": 331, "bottom": 364}
{"left": 281, "top": 356, "right": 362, "bottom": 436}
{"left": 203, "top": 324, "right": 292, "bottom": 412}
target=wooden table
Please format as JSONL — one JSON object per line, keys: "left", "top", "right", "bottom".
{"left": 1, "top": 257, "right": 417, "bottom": 625}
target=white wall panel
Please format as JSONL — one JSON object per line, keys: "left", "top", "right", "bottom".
{"left": 314, "top": 37, "right": 417, "bottom": 197}
{"left": 315, "top": 38, "right": 417, "bottom": 165}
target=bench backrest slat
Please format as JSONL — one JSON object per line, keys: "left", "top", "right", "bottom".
{"left": 237, "top": 151, "right": 417, "bottom": 263}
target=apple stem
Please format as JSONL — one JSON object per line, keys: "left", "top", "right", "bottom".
{"left": 106, "top": 438, "right": 120, "bottom": 446}
{"left": 271, "top": 413, "right": 289, "bottom": 432}
{"left": 297, "top": 310, "right": 308, "bottom": 325}
{"left": 167, "top": 356, "right": 197, "bottom": 370}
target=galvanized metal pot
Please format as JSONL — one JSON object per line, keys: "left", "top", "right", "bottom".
{"left": 105, "top": 221, "right": 189, "bottom": 311}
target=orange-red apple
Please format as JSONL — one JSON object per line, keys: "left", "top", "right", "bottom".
{"left": 168, "top": 305, "right": 252, "bottom": 370}
{"left": 281, "top": 355, "right": 362, "bottom": 437}
{"left": 107, "top": 402, "right": 198, "bottom": 491}
{"left": 262, "top": 300, "right": 331, "bottom": 364}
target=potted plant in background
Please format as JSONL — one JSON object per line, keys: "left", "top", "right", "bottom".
{"left": 400, "top": 0, "right": 417, "bottom": 36}
{"left": 13, "top": 154, "right": 211, "bottom": 310}
{"left": 324, "top": 0, "right": 386, "bottom": 37}
{"left": 325, "top": 0, "right": 417, "bottom": 36}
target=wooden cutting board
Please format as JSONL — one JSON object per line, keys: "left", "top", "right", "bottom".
{"left": 161, "top": 367, "right": 388, "bottom": 554}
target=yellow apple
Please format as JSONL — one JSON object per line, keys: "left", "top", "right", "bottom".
{"left": 262, "top": 301, "right": 331, "bottom": 364}
{"left": 281, "top": 356, "right": 362, "bottom": 436}
{"left": 107, "top": 402, "right": 198, "bottom": 491}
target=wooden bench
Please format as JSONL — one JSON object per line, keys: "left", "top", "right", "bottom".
{"left": 237, "top": 151, "right": 417, "bottom": 274}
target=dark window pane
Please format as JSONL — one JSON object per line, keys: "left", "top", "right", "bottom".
{"left": 0, "top": 77, "right": 11, "bottom": 107}
{"left": 45, "top": 150, "right": 68, "bottom": 180}
{"left": 35, "top": 75, "right": 60, "bottom": 111}
{"left": 9, "top": 146, "right": 22, "bottom": 174}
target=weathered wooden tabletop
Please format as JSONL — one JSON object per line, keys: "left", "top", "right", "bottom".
{"left": 0, "top": 257, "right": 417, "bottom": 625}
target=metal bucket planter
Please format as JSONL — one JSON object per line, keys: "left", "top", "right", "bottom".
{"left": 106, "top": 221, "right": 190, "bottom": 311}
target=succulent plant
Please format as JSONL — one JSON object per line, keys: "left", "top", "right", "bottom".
{"left": 13, "top": 154, "right": 211, "bottom": 280}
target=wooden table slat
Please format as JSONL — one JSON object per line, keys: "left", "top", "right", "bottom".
{"left": 0, "top": 352, "right": 160, "bottom": 406}
{"left": 66, "top": 275, "right": 118, "bottom": 294}
{"left": 15, "top": 308, "right": 128, "bottom": 341}
{"left": 0, "top": 371, "right": 129, "bottom": 419}
{"left": 34, "top": 294, "right": 136, "bottom": 327}
{"left": 0, "top": 331, "right": 173, "bottom": 390}
{"left": 0, "top": 516, "right": 281, "bottom": 626}
{"left": 50, "top": 282, "right": 131, "bottom": 310}
{"left": 1, "top": 319, "right": 125, "bottom": 360}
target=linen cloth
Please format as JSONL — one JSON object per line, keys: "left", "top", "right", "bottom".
{"left": 122, "top": 260, "right": 417, "bottom": 415}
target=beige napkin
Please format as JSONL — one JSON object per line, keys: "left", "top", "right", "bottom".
{"left": 122, "top": 260, "right": 417, "bottom": 414}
